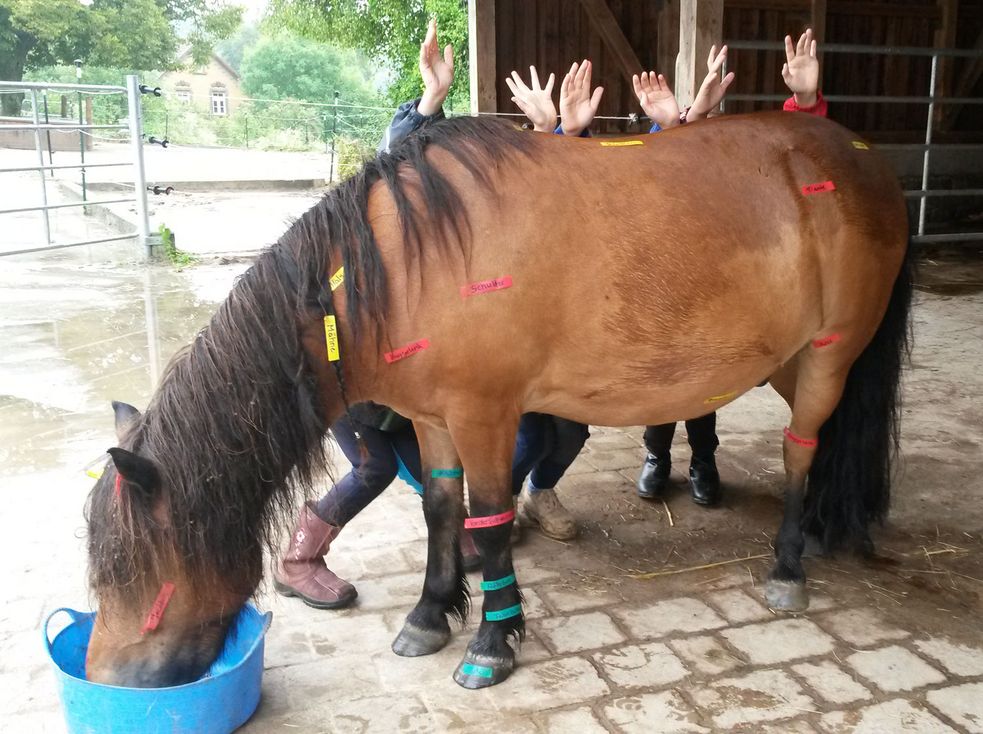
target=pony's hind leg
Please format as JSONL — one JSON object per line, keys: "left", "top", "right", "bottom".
{"left": 448, "top": 413, "right": 523, "bottom": 689}
{"left": 766, "top": 354, "right": 850, "bottom": 612}
{"left": 392, "top": 422, "right": 468, "bottom": 657}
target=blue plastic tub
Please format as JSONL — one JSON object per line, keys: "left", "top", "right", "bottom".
{"left": 44, "top": 604, "right": 272, "bottom": 734}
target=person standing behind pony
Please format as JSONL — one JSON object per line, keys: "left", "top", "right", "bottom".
{"left": 635, "top": 29, "right": 826, "bottom": 506}
{"left": 274, "top": 20, "right": 481, "bottom": 611}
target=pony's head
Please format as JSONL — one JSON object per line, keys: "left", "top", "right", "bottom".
{"left": 84, "top": 401, "right": 254, "bottom": 687}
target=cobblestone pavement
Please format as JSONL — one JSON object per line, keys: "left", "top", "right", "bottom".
{"left": 2, "top": 252, "right": 981, "bottom": 733}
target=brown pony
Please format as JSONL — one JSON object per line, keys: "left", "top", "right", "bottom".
{"left": 85, "top": 111, "right": 911, "bottom": 689}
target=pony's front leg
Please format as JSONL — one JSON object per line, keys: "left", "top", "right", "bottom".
{"left": 392, "top": 422, "right": 468, "bottom": 657}
{"left": 449, "top": 417, "right": 523, "bottom": 689}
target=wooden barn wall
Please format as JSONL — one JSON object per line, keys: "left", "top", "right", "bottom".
{"left": 722, "top": 0, "right": 983, "bottom": 140}
{"left": 493, "top": 0, "right": 665, "bottom": 133}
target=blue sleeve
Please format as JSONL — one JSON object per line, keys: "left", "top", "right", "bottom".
{"left": 378, "top": 98, "right": 446, "bottom": 154}
{"left": 553, "top": 125, "right": 592, "bottom": 138}
{"left": 649, "top": 122, "right": 662, "bottom": 134}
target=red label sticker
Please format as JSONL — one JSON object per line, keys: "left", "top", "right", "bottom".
{"left": 384, "top": 338, "right": 430, "bottom": 363}
{"left": 141, "top": 581, "right": 176, "bottom": 634}
{"left": 464, "top": 509, "right": 516, "bottom": 530}
{"left": 114, "top": 474, "right": 122, "bottom": 499}
{"left": 802, "top": 180, "right": 836, "bottom": 196}
{"left": 783, "top": 427, "right": 818, "bottom": 448}
{"left": 460, "top": 275, "right": 513, "bottom": 299}
{"left": 812, "top": 333, "right": 842, "bottom": 348}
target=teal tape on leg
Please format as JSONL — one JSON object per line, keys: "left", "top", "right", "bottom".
{"left": 485, "top": 603, "right": 522, "bottom": 622}
{"left": 480, "top": 574, "right": 516, "bottom": 592}
{"left": 431, "top": 468, "right": 463, "bottom": 479}
{"left": 461, "top": 663, "right": 494, "bottom": 678}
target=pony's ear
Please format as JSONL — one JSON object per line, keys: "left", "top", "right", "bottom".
{"left": 107, "top": 447, "right": 160, "bottom": 499}
{"left": 112, "top": 400, "right": 141, "bottom": 440}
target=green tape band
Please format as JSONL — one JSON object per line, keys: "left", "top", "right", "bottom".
{"left": 460, "top": 663, "right": 493, "bottom": 678}
{"left": 480, "top": 574, "right": 516, "bottom": 592}
{"left": 431, "top": 468, "right": 463, "bottom": 479}
{"left": 485, "top": 603, "right": 522, "bottom": 622}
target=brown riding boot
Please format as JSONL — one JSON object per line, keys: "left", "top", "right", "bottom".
{"left": 274, "top": 502, "right": 357, "bottom": 609}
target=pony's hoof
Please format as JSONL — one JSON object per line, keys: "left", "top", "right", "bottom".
{"left": 453, "top": 651, "right": 514, "bottom": 689}
{"left": 391, "top": 621, "right": 450, "bottom": 657}
{"left": 765, "top": 580, "right": 809, "bottom": 612}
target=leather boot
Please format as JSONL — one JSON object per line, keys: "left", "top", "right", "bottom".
{"left": 519, "top": 487, "right": 578, "bottom": 540}
{"left": 689, "top": 457, "right": 721, "bottom": 506}
{"left": 274, "top": 502, "right": 357, "bottom": 609}
{"left": 637, "top": 453, "right": 671, "bottom": 499}
{"left": 460, "top": 529, "right": 482, "bottom": 572}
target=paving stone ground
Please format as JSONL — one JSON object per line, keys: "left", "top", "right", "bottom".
{"left": 1, "top": 250, "right": 982, "bottom": 733}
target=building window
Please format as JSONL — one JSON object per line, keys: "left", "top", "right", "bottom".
{"left": 175, "top": 84, "right": 192, "bottom": 103}
{"left": 210, "top": 88, "right": 227, "bottom": 116}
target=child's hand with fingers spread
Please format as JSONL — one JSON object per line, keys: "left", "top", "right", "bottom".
{"left": 782, "top": 28, "right": 819, "bottom": 108}
{"left": 559, "top": 59, "right": 604, "bottom": 136}
{"left": 688, "top": 44, "right": 735, "bottom": 121}
{"left": 632, "top": 71, "right": 680, "bottom": 130}
{"left": 505, "top": 66, "right": 557, "bottom": 133}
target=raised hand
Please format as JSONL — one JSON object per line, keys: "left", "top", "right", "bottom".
{"left": 418, "top": 18, "right": 454, "bottom": 116}
{"left": 505, "top": 66, "right": 557, "bottom": 132}
{"left": 782, "top": 28, "right": 819, "bottom": 108}
{"left": 632, "top": 71, "right": 680, "bottom": 129}
{"left": 559, "top": 60, "right": 604, "bottom": 136}
{"left": 688, "top": 44, "right": 735, "bottom": 121}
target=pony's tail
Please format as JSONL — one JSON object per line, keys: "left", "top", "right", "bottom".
{"left": 802, "top": 240, "right": 914, "bottom": 553}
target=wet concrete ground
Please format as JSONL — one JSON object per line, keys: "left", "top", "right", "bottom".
{"left": 1, "top": 241, "right": 982, "bottom": 732}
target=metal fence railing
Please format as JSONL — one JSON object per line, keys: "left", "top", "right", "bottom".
{"left": 0, "top": 76, "right": 151, "bottom": 257}
{"left": 722, "top": 41, "right": 983, "bottom": 246}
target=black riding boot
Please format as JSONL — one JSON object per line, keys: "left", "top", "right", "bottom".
{"left": 688, "top": 456, "right": 721, "bottom": 506}
{"left": 637, "top": 453, "right": 671, "bottom": 499}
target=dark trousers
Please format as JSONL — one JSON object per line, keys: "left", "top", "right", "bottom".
{"left": 512, "top": 413, "right": 590, "bottom": 494}
{"left": 643, "top": 413, "right": 719, "bottom": 463}
{"left": 314, "top": 415, "right": 422, "bottom": 527}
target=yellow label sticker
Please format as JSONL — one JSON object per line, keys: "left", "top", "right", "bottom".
{"left": 600, "top": 140, "right": 644, "bottom": 147}
{"left": 703, "top": 390, "right": 738, "bottom": 405}
{"left": 324, "top": 315, "right": 340, "bottom": 362}
{"left": 86, "top": 468, "right": 104, "bottom": 480}
{"left": 329, "top": 266, "right": 345, "bottom": 291}
{"left": 851, "top": 140, "right": 869, "bottom": 150}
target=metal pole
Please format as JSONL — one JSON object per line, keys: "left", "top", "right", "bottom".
{"left": 126, "top": 75, "right": 152, "bottom": 257}
{"left": 329, "top": 91, "right": 339, "bottom": 184}
{"left": 42, "top": 90, "right": 54, "bottom": 175}
{"left": 78, "top": 91, "right": 87, "bottom": 201}
{"left": 918, "top": 53, "right": 938, "bottom": 237}
{"left": 30, "top": 89, "right": 52, "bottom": 248}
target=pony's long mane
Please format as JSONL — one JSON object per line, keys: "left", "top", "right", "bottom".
{"left": 86, "top": 116, "right": 536, "bottom": 602}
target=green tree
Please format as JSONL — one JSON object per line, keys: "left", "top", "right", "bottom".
{"left": 0, "top": 0, "right": 242, "bottom": 115}
{"left": 241, "top": 35, "right": 379, "bottom": 105}
{"left": 215, "top": 22, "right": 260, "bottom": 73}
{"left": 267, "top": 0, "right": 469, "bottom": 109}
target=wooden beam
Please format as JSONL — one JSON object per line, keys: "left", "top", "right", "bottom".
{"left": 942, "top": 23, "right": 983, "bottom": 130}
{"left": 577, "top": 0, "right": 644, "bottom": 79}
{"left": 933, "top": 0, "right": 958, "bottom": 128}
{"left": 657, "top": 0, "right": 681, "bottom": 86}
{"left": 676, "top": 0, "right": 724, "bottom": 108}
{"left": 468, "top": 0, "right": 497, "bottom": 115}
{"left": 811, "top": 0, "right": 826, "bottom": 89}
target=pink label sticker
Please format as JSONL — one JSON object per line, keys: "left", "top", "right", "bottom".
{"left": 460, "top": 275, "right": 513, "bottom": 299}
{"left": 384, "top": 338, "right": 430, "bottom": 363}
{"left": 141, "top": 581, "right": 176, "bottom": 634}
{"left": 114, "top": 474, "right": 122, "bottom": 499}
{"left": 464, "top": 509, "right": 516, "bottom": 529}
{"left": 802, "top": 180, "right": 836, "bottom": 196}
{"left": 812, "top": 333, "right": 842, "bottom": 348}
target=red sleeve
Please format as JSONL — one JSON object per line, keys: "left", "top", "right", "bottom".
{"left": 783, "top": 91, "right": 827, "bottom": 118}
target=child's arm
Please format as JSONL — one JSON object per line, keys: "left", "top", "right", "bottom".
{"left": 688, "top": 45, "right": 736, "bottom": 122}
{"left": 559, "top": 59, "right": 604, "bottom": 136}
{"left": 781, "top": 28, "right": 827, "bottom": 117}
{"left": 379, "top": 19, "right": 453, "bottom": 153}
{"left": 632, "top": 71, "right": 680, "bottom": 132}
{"left": 505, "top": 66, "right": 557, "bottom": 133}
